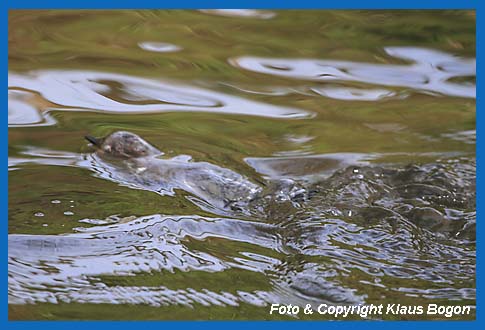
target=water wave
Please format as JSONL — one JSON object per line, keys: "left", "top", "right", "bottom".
{"left": 230, "top": 47, "right": 476, "bottom": 98}
{"left": 8, "top": 70, "right": 311, "bottom": 127}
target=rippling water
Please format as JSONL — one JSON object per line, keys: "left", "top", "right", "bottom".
{"left": 8, "top": 10, "right": 475, "bottom": 320}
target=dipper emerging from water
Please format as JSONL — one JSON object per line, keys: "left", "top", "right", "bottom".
{"left": 85, "top": 131, "right": 161, "bottom": 159}
{"left": 85, "top": 131, "right": 263, "bottom": 212}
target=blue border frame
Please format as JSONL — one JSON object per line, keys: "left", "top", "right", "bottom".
{"left": 3, "top": 1, "right": 479, "bottom": 9}
{"left": 4, "top": 0, "right": 480, "bottom": 328}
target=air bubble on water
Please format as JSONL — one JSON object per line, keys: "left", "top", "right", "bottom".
{"left": 64, "top": 211, "right": 74, "bottom": 216}
{"left": 51, "top": 200, "right": 61, "bottom": 204}
{"left": 34, "top": 212, "right": 44, "bottom": 217}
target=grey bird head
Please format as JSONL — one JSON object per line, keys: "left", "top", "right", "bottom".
{"left": 85, "top": 131, "right": 161, "bottom": 159}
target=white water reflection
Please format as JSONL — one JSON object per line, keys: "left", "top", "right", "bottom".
{"left": 246, "top": 153, "right": 376, "bottom": 181}
{"left": 8, "top": 90, "right": 56, "bottom": 127}
{"left": 442, "top": 130, "right": 476, "bottom": 145}
{"left": 138, "top": 41, "right": 182, "bottom": 53}
{"left": 8, "top": 70, "right": 311, "bottom": 125}
{"left": 230, "top": 47, "right": 476, "bottom": 98}
{"left": 9, "top": 283, "right": 274, "bottom": 307}
{"left": 8, "top": 214, "right": 282, "bottom": 306}
{"left": 9, "top": 210, "right": 366, "bottom": 306}
{"left": 311, "top": 86, "right": 398, "bottom": 101}
{"left": 8, "top": 147, "right": 80, "bottom": 171}
{"left": 199, "top": 9, "right": 276, "bottom": 19}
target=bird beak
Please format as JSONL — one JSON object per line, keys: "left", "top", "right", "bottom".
{"left": 85, "top": 135, "right": 102, "bottom": 147}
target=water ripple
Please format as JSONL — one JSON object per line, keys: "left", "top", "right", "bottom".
{"left": 230, "top": 47, "right": 476, "bottom": 98}
{"left": 8, "top": 70, "right": 311, "bottom": 122}
{"left": 8, "top": 149, "right": 475, "bottom": 308}
{"left": 8, "top": 214, "right": 282, "bottom": 305}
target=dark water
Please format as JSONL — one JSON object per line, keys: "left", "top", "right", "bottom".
{"left": 8, "top": 10, "right": 475, "bottom": 320}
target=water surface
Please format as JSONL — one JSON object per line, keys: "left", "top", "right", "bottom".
{"left": 8, "top": 10, "right": 475, "bottom": 320}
